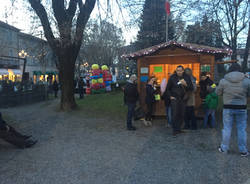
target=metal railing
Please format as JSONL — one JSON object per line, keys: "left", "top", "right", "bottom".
{"left": 0, "top": 85, "right": 47, "bottom": 108}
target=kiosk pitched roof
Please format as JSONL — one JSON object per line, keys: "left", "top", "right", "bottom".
{"left": 122, "top": 41, "right": 232, "bottom": 60}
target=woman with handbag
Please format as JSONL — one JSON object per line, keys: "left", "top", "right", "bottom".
{"left": 145, "top": 77, "right": 156, "bottom": 125}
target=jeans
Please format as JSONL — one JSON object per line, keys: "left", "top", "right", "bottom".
{"left": 221, "top": 109, "right": 248, "bottom": 153}
{"left": 146, "top": 103, "right": 153, "bottom": 121}
{"left": 127, "top": 103, "right": 136, "bottom": 128}
{"left": 171, "top": 99, "right": 185, "bottom": 133}
{"left": 184, "top": 106, "right": 197, "bottom": 129}
{"left": 204, "top": 109, "right": 216, "bottom": 128}
{"left": 165, "top": 106, "right": 172, "bottom": 125}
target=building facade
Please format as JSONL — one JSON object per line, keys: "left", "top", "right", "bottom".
{"left": 18, "top": 32, "right": 58, "bottom": 83}
{"left": 0, "top": 21, "right": 58, "bottom": 83}
{"left": 0, "top": 21, "right": 21, "bottom": 81}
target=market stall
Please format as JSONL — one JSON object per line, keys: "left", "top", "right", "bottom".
{"left": 122, "top": 41, "right": 231, "bottom": 116}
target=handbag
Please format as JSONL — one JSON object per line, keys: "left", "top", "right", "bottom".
{"left": 154, "top": 94, "right": 161, "bottom": 101}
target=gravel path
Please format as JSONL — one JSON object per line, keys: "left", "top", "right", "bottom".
{"left": 0, "top": 100, "right": 250, "bottom": 184}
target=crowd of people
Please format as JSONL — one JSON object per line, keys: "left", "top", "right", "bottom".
{"left": 124, "top": 63, "right": 250, "bottom": 157}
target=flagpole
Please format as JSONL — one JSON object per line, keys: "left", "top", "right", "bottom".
{"left": 165, "top": 1, "right": 170, "bottom": 43}
{"left": 166, "top": 13, "right": 168, "bottom": 42}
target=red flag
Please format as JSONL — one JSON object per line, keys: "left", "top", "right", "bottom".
{"left": 165, "top": 1, "right": 170, "bottom": 16}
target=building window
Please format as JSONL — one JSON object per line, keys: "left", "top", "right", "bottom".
{"left": 8, "top": 32, "right": 12, "bottom": 42}
{"left": 9, "top": 49, "right": 13, "bottom": 57}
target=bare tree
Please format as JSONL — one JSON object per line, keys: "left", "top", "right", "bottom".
{"left": 27, "top": 0, "right": 96, "bottom": 111}
{"left": 80, "top": 19, "right": 125, "bottom": 67}
{"left": 242, "top": 22, "right": 250, "bottom": 71}
{"left": 209, "top": 0, "right": 249, "bottom": 59}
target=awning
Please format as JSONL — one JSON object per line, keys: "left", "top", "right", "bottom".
{"left": 46, "top": 71, "right": 58, "bottom": 75}
{"left": 10, "top": 69, "right": 22, "bottom": 75}
{"left": 0, "top": 69, "right": 9, "bottom": 75}
{"left": 33, "top": 71, "right": 43, "bottom": 75}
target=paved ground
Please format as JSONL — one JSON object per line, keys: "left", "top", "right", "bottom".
{"left": 0, "top": 100, "right": 250, "bottom": 184}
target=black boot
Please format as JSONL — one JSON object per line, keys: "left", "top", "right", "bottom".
{"left": 127, "top": 126, "right": 136, "bottom": 131}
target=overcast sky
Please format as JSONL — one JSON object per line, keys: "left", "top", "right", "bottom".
{"left": 0, "top": 0, "right": 248, "bottom": 46}
{"left": 0, "top": 0, "right": 138, "bottom": 44}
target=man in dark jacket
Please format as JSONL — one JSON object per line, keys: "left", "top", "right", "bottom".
{"left": 124, "top": 75, "right": 139, "bottom": 131}
{"left": 166, "top": 65, "right": 193, "bottom": 136}
{"left": 52, "top": 80, "right": 59, "bottom": 98}
{"left": 78, "top": 77, "right": 85, "bottom": 99}
{"left": 0, "top": 112, "right": 37, "bottom": 149}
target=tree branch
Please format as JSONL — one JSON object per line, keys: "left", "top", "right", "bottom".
{"left": 66, "top": 0, "right": 78, "bottom": 20}
{"left": 28, "top": 0, "right": 58, "bottom": 51}
{"left": 222, "top": 40, "right": 231, "bottom": 47}
{"left": 52, "top": 0, "right": 66, "bottom": 25}
{"left": 74, "top": 0, "right": 96, "bottom": 55}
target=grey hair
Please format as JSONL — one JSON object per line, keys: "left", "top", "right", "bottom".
{"left": 129, "top": 74, "right": 137, "bottom": 82}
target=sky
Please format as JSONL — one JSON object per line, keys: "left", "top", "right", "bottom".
{"left": 0, "top": 0, "right": 139, "bottom": 44}
{"left": 0, "top": 0, "right": 248, "bottom": 46}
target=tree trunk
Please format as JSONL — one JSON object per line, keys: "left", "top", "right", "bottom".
{"left": 231, "top": 34, "right": 237, "bottom": 60}
{"left": 242, "top": 22, "right": 250, "bottom": 72}
{"left": 58, "top": 51, "right": 77, "bottom": 111}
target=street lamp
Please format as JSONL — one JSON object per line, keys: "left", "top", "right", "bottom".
{"left": 18, "top": 50, "right": 28, "bottom": 82}
{"left": 83, "top": 62, "right": 89, "bottom": 67}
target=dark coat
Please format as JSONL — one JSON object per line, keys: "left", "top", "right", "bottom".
{"left": 162, "top": 89, "right": 171, "bottom": 107}
{"left": 124, "top": 82, "right": 139, "bottom": 104}
{"left": 199, "top": 77, "right": 214, "bottom": 99}
{"left": 145, "top": 84, "right": 156, "bottom": 104}
{"left": 166, "top": 73, "right": 193, "bottom": 100}
{"left": 78, "top": 80, "right": 85, "bottom": 91}
{"left": 52, "top": 81, "right": 59, "bottom": 91}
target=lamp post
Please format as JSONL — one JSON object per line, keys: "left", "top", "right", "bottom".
{"left": 18, "top": 50, "right": 27, "bottom": 82}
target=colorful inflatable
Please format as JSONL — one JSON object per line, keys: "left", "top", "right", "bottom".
{"left": 92, "top": 64, "right": 99, "bottom": 70}
{"left": 90, "top": 64, "right": 106, "bottom": 94}
{"left": 88, "top": 64, "right": 113, "bottom": 94}
{"left": 101, "top": 65, "right": 108, "bottom": 70}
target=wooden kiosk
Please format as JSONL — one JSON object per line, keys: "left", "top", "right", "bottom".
{"left": 122, "top": 41, "right": 232, "bottom": 116}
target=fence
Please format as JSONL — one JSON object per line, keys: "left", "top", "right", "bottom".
{"left": 0, "top": 85, "right": 47, "bottom": 108}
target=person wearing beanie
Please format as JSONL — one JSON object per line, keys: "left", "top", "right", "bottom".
{"left": 124, "top": 75, "right": 139, "bottom": 131}
{"left": 204, "top": 84, "right": 218, "bottom": 128}
{"left": 216, "top": 63, "right": 250, "bottom": 157}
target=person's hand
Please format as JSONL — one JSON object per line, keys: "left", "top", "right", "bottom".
{"left": 170, "top": 96, "right": 176, "bottom": 100}
{"left": 180, "top": 79, "right": 187, "bottom": 86}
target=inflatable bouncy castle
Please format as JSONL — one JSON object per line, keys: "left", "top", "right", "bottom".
{"left": 101, "top": 65, "right": 112, "bottom": 92}
{"left": 90, "top": 64, "right": 106, "bottom": 94}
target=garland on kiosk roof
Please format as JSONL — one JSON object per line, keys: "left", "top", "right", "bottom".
{"left": 122, "top": 41, "right": 232, "bottom": 59}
